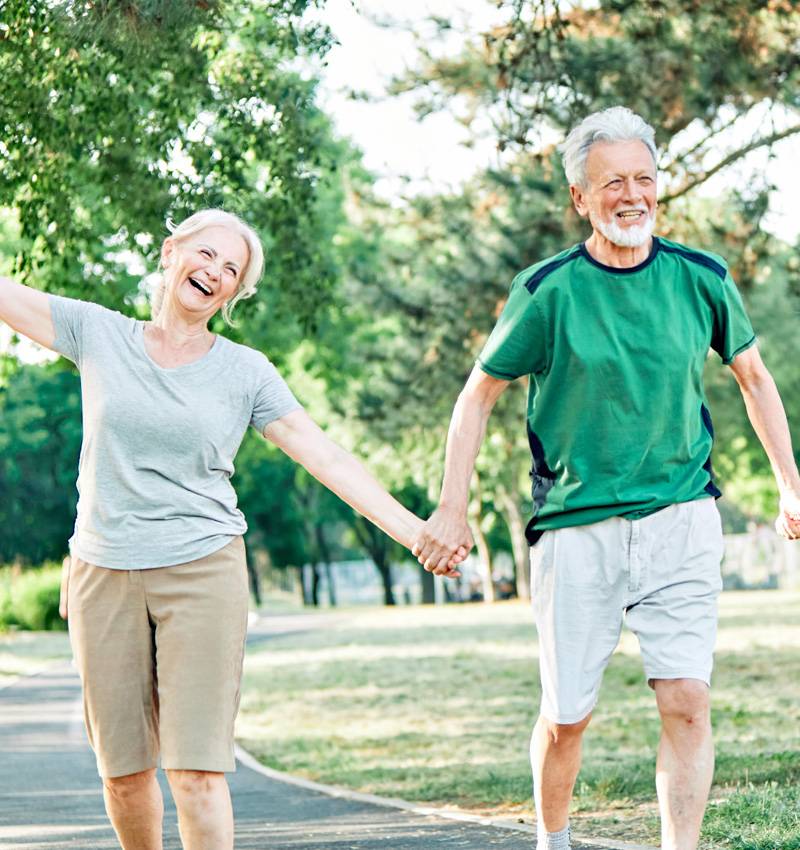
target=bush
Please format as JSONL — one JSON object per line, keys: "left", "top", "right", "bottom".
{"left": 0, "top": 565, "right": 66, "bottom": 632}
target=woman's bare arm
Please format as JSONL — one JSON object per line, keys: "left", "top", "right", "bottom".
{"left": 0, "top": 276, "right": 56, "bottom": 350}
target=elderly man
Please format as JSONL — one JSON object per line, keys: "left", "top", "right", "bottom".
{"left": 412, "top": 106, "right": 800, "bottom": 850}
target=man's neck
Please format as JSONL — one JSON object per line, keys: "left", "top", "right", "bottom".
{"left": 584, "top": 232, "right": 653, "bottom": 268}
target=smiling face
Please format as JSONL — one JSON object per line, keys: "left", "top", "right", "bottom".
{"left": 570, "top": 139, "right": 657, "bottom": 248}
{"left": 161, "top": 225, "right": 250, "bottom": 322}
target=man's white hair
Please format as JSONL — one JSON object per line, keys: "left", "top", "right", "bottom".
{"left": 562, "top": 107, "right": 658, "bottom": 187}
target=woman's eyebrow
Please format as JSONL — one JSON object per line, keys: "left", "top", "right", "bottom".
{"left": 200, "top": 244, "right": 240, "bottom": 269}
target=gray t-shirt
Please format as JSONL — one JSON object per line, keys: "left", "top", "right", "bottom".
{"left": 49, "top": 295, "right": 301, "bottom": 569}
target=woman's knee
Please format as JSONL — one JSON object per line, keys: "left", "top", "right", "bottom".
{"left": 166, "top": 769, "right": 225, "bottom": 797}
{"left": 103, "top": 768, "right": 157, "bottom": 800}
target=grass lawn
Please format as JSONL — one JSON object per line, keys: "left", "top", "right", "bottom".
{"left": 238, "top": 590, "right": 800, "bottom": 850}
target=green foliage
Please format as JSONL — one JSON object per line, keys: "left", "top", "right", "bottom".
{"left": 0, "top": 566, "right": 65, "bottom": 632}
{"left": 0, "top": 0, "right": 339, "bottom": 329}
{"left": 395, "top": 1, "right": 800, "bottom": 197}
{"left": 0, "top": 364, "right": 82, "bottom": 565}
{"left": 325, "top": 0, "right": 800, "bottom": 537}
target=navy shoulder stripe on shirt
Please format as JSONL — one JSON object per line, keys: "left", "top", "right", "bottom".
{"left": 659, "top": 242, "right": 726, "bottom": 280}
{"left": 524, "top": 247, "right": 582, "bottom": 293}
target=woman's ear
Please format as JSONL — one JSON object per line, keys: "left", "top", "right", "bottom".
{"left": 161, "top": 237, "right": 175, "bottom": 269}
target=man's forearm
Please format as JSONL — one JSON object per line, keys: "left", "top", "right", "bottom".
{"left": 739, "top": 372, "right": 800, "bottom": 496}
{"left": 438, "top": 390, "right": 492, "bottom": 513}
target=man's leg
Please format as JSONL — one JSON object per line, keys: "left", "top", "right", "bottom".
{"left": 166, "top": 770, "right": 234, "bottom": 850}
{"left": 531, "top": 712, "right": 592, "bottom": 839}
{"left": 654, "top": 679, "right": 714, "bottom": 850}
{"left": 103, "top": 768, "right": 164, "bottom": 850}
{"left": 530, "top": 521, "right": 628, "bottom": 850}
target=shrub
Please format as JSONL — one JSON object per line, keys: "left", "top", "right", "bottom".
{"left": 0, "top": 565, "right": 66, "bottom": 632}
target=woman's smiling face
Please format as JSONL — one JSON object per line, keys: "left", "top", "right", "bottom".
{"left": 162, "top": 225, "right": 250, "bottom": 321}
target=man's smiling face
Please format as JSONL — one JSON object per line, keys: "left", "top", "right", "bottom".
{"left": 570, "top": 139, "right": 658, "bottom": 248}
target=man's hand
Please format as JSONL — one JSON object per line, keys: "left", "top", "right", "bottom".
{"left": 412, "top": 507, "right": 474, "bottom": 578}
{"left": 776, "top": 493, "right": 800, "bottom": 540}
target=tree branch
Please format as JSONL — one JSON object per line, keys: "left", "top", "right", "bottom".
{"left": 660, "top": 123, "right": 800, "bottom": 204}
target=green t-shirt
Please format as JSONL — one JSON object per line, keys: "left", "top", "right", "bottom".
{"left": 477, "top": 236, "right": 756, "bottom": 543}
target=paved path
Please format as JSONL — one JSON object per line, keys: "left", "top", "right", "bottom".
{"left": 0, "top": 621, "right": 630, "bottom": 849}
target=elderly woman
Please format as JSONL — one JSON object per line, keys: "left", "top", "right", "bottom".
{"left": 0, "top": 209, "right": 462, "bottom": 850}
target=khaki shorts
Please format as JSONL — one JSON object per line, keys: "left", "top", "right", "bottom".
{"left": 531, "top": 499, "right": 724, "bottom": 724}
{"left": 68, "top": 537, "right": 249, "bottom": 778}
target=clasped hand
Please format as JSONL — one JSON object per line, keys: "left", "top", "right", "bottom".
{"left": 775, "top": 493, "right": 800, "bottom": 541}
{"left": 411, "top": 507, "right": 474, "bottom": 578}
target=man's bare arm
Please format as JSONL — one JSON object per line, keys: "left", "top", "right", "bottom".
{"left": 728, "top": 345, "right": 800, "bottom": 539}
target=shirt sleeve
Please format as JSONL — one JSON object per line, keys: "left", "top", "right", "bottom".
{"left": 476, "top": 275, "right": 547, "bottom": 380}
{"left": 48, "top": 294, "right": 107, "bottom": 368}
{"left": 710, "top": 272, "right": 756, "bottom": 364}
{"left": 250, "top": 354, "right": 303, "bottom": 433}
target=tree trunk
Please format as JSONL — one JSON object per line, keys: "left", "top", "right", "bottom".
{"left": 314, "top": 523, "right": 337, "bottom": 607}
{"left": 419, "top": 565, "right": 436, "bottom": 604}
{"left": 469, "top": 503, "right": 495, "bottom": 603}
{"left": 246, "top": 555, "right": 262, "bottom": 607}
{"left": 324, "top": 562, "right": 337, "bottom": 607}
{"left": 353, "top": 517, "right": 396, "bottom": 606}
{"left": 310, "top": 563, "right": 322, "bottom": 607}
{"left": 297, "top": 565, "right": 311, "bottom": 606}
{"left": 375, "top": 558, "right": 396, "bottom": 606}
{"left": 498, "top": 485, "right": 530, "bottom": 600}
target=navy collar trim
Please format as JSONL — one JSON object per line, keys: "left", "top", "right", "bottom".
{"left": 579, "top": 236, "right": 660, "bottom": 274}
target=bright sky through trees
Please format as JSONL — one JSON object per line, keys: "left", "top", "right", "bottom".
{"left": 313, "top": 0, "right": 800, "bottom": 242}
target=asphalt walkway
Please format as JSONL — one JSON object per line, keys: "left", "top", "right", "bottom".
{"left": 0, "top": 624, "right": 632, "bottom": 849}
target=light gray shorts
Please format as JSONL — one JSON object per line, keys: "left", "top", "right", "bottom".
{"left": 530, "top": 498, "right": 724, "bottom": 724}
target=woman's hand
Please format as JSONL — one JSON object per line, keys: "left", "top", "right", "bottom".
{"left": 59, "top": 555, "right": 70, "bottom": 620}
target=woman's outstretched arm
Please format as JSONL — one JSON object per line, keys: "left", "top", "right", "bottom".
{"left": 0, "top": 276, "right": 55, "bottom": 349}
{"left": 264, "top": 408, "right": 464, "bottom": 571}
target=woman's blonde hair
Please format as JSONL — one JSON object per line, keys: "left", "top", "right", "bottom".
{"left": 152, "top": 209, "right": 265, "bottom": 326}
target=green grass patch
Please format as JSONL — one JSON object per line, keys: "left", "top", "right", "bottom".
{"left": 703, "top": 784, "right": 800, "bottom": 850}
{"left": 239, "top": 591, "right": 800, "bottom": 848}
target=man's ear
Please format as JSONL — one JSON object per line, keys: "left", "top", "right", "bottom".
{"left": 569, "top": 184, "right": 589, "bottom": 218}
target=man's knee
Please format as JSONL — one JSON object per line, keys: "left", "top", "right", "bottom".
{"left": 103, "top": 768, "right": 157, "bottom": 800}
{"left": 654, "top": 678, "right": 710, "bottom": 725}
{"left": 537, "top": 712, "right": 592, "bottom": 746}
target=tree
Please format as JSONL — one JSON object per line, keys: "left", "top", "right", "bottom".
{"left": 0, "top": 0, "right": 340, "bottom": 331}
{"left": 0, "top": 364, "right": 82, "bottom": 565}
{"left": 316, "top": 0, "right": 800, "bottom": 580}
{"left": 394, "top": 0, "right": 800, "bottom": 207}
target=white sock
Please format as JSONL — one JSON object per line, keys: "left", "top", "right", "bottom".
{"left": 536, "top": 823, "right": 571, "bottom": 850}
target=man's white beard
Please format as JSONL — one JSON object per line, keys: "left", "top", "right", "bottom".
{"left": 595, "top": 211, "right": 655, "bottom": 248}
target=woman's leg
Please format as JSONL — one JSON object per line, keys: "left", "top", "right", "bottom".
{"left": 166, "top": 770, "right": 233, "bottom": 850}
{"left": 103, "top": 768, "right": 163, "bottom": 850}
{"left": 145, "top": 538, "right": 250, "bottom": 848}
